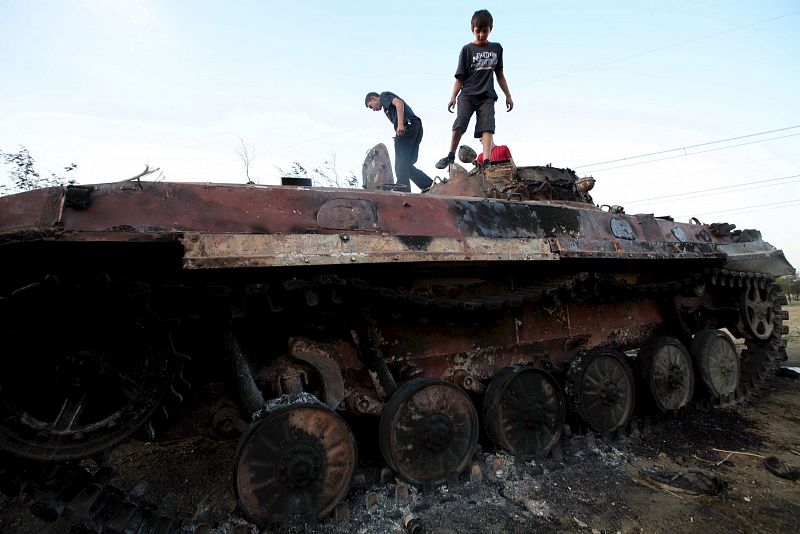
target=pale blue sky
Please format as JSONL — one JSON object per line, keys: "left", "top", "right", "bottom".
{"left": 1, "top": 0, "right": 798, "bottom": 265}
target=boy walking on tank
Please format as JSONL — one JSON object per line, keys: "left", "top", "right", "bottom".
{"left": 365, "top": 91, "right": 433, "bottom": 192}
{"left": 435, "top": 9, "right": 513, "bottom": 170}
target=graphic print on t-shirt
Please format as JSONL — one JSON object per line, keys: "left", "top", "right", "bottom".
{"left": 471, "top": 51, "right": 498, "bottom": 71}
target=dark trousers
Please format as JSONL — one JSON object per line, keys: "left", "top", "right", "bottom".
{"left": 394, "top": 118, "right": 433, "bottom": 192}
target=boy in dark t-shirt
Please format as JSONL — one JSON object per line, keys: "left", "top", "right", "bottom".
{"left": 365, "top": 91, "right": 433, "bottom": 192}
{"left": 436, "top": 9, "right": 513, "bottom": 170}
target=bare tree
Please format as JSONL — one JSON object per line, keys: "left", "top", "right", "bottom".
{"left": 280, "top": 155, "right": 358, "bottom": 188}
{"left": 236, "top": 137, "right": 256, "bottom": 184}
{"left": 0, "top": 146, "right": 76, "bottom": 195}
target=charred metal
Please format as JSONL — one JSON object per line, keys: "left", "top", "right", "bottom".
{"left": 0, "top": 163, "right": 794, "bottom": 530}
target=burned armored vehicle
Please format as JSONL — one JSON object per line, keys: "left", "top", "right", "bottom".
{"left": 0, "top": 158, "right": 793, "bottom": 530}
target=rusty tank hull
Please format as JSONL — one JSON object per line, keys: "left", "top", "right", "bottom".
{"left": 0, "top": 173, "right": 793, "bottom": 529}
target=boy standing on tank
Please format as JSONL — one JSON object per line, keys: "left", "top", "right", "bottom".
{"left": 435, "top": 9, "right": 513, "bottom": 170}
{"left": 365, "top": 91, "right": 433, "bottom": 192}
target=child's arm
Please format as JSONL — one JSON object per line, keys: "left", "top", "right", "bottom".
{"left": 448, "top": 79, "right": 463, "bottom": 113}
{"left": 392, "top": 97, "right": 406, "bottom": 136}
{"left": 495, "top": 70, "right": 513, "bottom": 111}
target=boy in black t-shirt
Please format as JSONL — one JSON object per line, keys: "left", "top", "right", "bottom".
{"left": 435, "top": 9, "right": 513, "bottom": 170}
{"left": 366, "top": 91, "right": 433, "bottom": 192}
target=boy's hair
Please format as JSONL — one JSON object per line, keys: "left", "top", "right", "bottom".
{"left": 471, "top": 9, "right": 493, "bottom": 30}
{"left": 365, "top": 92, "right": 380, "bottom": 107}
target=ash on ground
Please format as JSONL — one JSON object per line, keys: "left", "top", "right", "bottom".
{"left": 318, "top": 434, "right": 634, "bottom": 534}
{"left": 2, "top": 371, "right": 799, "bottom": 534}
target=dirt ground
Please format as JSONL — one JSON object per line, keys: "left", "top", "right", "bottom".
{"left": 2, "top": 304, "right": 799, "bottom": 533}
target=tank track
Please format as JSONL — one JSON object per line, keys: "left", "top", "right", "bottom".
{"left": 0, "top": 267, "right": 788, "bottom": 532}
{"left": 592, "top": 268, "right": 788, "bottom": 405}
{"left": 732, "top": 277, "right": 788, "bottom": 401}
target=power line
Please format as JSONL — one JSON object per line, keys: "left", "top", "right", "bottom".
{"left": 711, "top": 202, "right": 800, "bottom": 218}
{"left": 516, "top": 9, "right": 800, "bottom": 89}
{"left": 622, "top": 173, "right": 800, "bottom": 205}
{"left": 574, "top": 126, "right": 800, "bottom": 169}
{"left": 615, "top": 150, "right": 800, "bottom": 198}
{"left": 269, "top": 10, "right": 800, "bottom": 156}
{"left": 632, "top": 178, "right": 800, "bottom": 206}
{"left": 679, "top": 198, "right": 800, "bottom": 218}
{"left": 586, "top": 132, "right": 800, "bottom": 173}
{"left": 722, "top": 200, "right": 800, "bottom": 215}
{"left": 676, "top": 201, "right": 800, "bottom": 221}
{"left": 645, "top": 150, "right": 800, "bottom": 182}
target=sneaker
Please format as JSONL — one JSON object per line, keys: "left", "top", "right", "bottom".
{"left": 435, "top": 155, "right": 454, "bottom": 169}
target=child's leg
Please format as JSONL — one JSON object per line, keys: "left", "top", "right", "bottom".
{"left": 449, "top": 129, "right": 465, "bottom": 154}
{"left": 437, "top": 126, "right": 466, "bottom": 169}
{"left": 409, "top": 121, "right": 433, "bottom": 190}
{"left": 481, "top": 132, "right": 493, "bottom": 162}
{"left": 437, "top": 95, "right": 475, "bottom": 168}
{"left": 394, "top": 136, "right": 412, "bottom": 192}
{"left": 474, "top": 98, "right": 496, "bottom": 162}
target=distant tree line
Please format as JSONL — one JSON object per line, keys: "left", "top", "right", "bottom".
{"left": 777, "top": 275, "right": 800, "bottom": 303}
{"left": 2, "top": 143, "right": 359, "bottom": 194}
{"left": 0, "top": 146, "right": 76, "bottom": 195}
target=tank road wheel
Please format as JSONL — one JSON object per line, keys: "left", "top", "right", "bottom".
{"left": 691, "top": 330, "right": 740, "bottom": 399}
{"left": 740, "top": 285, "right": 775, "bottom": 340}
{"left": 639, "top": 338, "right": 695, "bottom": 412}
{"left": 379, "top": 378, "right": 479, "bottom": 487}
{"left": 0, "top": 277, "right": 172, "bottom": 461}
{"left": 571, "top": 350, "right": 635, "bottom": 433}
{"left": 234, "top": 400, "right": 356, "bottom": 525}
{"left": 483, "top": 367, "right": 565, "bottom": 458}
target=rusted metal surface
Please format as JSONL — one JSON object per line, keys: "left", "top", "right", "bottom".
{"left": 378, "top": 299, "right": 665, "bottom": 374}
{"left": 224, "top": 331, "right": 265, "bottom": 415}
{"left": 0, "top": 187, "right": 62, "bottom": 240}
{"left": 316, "top": 198, "right": 379, "bottom": 230}
{"left": 288, "top": 338, "right": 346, "bottom": 409}
{"left": 569, "top": 349, "right": 636, "bottom": 433}
{"left": 0, "top": 163, "right": 796, "bottom": 529}
{"left": 554, "top": 238, "right": 720, "bottom": 259}
{"left": 379, "top": 378, "right": 478, "bottom": 486}
{"left": 1, "top": 161, "right": 797, "bottom": 530}
{"left": 234, "top": 402, "right": 356, "bottom": 523}
{"left": 429, "top": 165, "right": 485, "bottom": 197}
{"left": 717, "top": 241, "right": 795, "bottom": 275}
{"left": 0, "top": 181, "right": 792, "bottom": 277}
{"left": 690, "top": 330, "right": 741, "bottom": 397}
{"left": 182, "top": 233, "right": 557, "bottom": 268}
{"left": 639, "top": 338, "right": 695, "bottom": 412}
{"left": 51, "top": 182, "right": 577, "bottom": 238}
{"left": 450, "top": 369, "right": 485, "bottom": 394}
{"left": 344, "top": 388, "right": 384, "bottom": 416}
{"left": 483, "top": 367, "right": 565, "bottom": 458}
{"left": 429, "top": 165, "right": 593, "bottom": 203}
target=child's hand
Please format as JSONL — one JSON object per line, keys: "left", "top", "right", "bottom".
{"left": 448, "top": 98, "right": 457, "bottom": 113}
{"left": 506, "top": 96, "right": 514, "bottom": 112}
